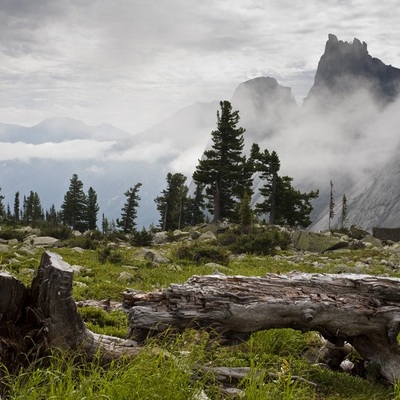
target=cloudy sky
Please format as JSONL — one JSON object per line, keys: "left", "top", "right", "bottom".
{"left": 1, "top": 0, "right": 400, "bottom": 134}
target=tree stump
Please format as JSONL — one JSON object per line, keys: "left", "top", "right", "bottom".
{"left": 124, "top": 272, "right": 400, "bottom": 383}
{"left": 0, "top": 251, "right": 140, "bottom": 372}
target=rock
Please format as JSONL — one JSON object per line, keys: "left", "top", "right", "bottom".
{"left": 373, "top": 227, "right": 400, "bottom": 242}
{"left": 7, "top": 239, "right": 19, "bottom": 246}
{"left": 198, "top": 231, "right": 217, "bottom": 242}
{"left": 189, "top": 230, "right": 201, "bottom": 240}
{"left": 0, "top": 244, "right": 10, "bottom": 252}
{"left": 292, "top": 231, "right": 348, "bottom": 253}
{"left": 19, "top": 268, "right": 35, "bottom": 276}
{"left": 153, "top": 231, "right": 168, "bottom": 245}
{"left": 144, "top": 250, "right": 171, "bottom": 264}
{"left": 349, "top": 225, "right": 370, "bottom": 240}
{"left": 32, "top": 236, "right": 60, "bottom": 247}
{"left": 71, "top": 265, "right": 84, "bottom": 274}
{"left": 361, "top": 235, "right": 383, "bottom": 248}
{"left": 71, "top": 247, "right": 85, "bottom": 253}
{"left": 118, "top": 271, "right": 135, "bottom": 282}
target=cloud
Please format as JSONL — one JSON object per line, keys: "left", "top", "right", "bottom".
{"left": 1, "top": 0, "right": 400, "bottom": 135}
{"left": 0, "top": 139, "right": 114, "bottom": 161}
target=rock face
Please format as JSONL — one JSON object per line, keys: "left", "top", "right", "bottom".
{"left": 231, "top": 76, "right": 297, "bottom": 142}
{"left": 305, "top": 33, "right": 400, "bottom": 104}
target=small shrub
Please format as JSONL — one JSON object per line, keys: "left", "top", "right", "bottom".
{"left": 226, "top": 229, "right": 290, "bottom": 255}
{"left": 39, "top": 225, "right": 72, "bottom": 240}
{"left": 174, "top": 243, "right": 230, "bottom": 265}
{"left": 97, "top": 246, "right": 123, "bottom": 264}
{"left": 0, "top": 228, "right": 27, "bottom": 241}
{"left": 132, "top": 227, "right": 153, "bottom": 247}
{"left": 64, "top": 235, "right": 98, "bottom": 250}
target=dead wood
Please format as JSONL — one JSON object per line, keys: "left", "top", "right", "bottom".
{"left": 124, "top": 272, "right": 400, "bottom": 383}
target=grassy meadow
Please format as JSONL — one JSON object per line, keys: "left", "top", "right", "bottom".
{"left": 1, "top": 228, "right": 400, "bottom": 399}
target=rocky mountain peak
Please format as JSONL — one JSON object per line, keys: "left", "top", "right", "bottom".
{"left": 305, "top": 34, "right": 400, "bottom": 104}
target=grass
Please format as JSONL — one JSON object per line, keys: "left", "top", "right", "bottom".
{"left": 2, "top": 235, "right": 400, "bottom": 399}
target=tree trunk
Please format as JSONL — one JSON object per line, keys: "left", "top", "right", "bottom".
{"left": 0, "top": 251, "right": 140, "bottom": 372}
{"left": 123, "top": 272, "right": 400, "bottom": 383}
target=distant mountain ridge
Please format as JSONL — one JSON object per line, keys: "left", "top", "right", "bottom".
{"left": 1, "top": 34, "right": 400, "bottom": 231}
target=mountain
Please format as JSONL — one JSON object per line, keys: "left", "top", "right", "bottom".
{"left": 305, "top": 33, "right": 400, "bottom": 105}
{"left": 2, "top": 34, "right": 400, "bottom": 232}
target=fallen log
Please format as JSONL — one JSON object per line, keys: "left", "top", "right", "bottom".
{"left": 124, "top": 272, "right": 400, "bottom": 383}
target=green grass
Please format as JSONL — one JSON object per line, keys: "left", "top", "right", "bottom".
{"left": 2, "top": 237, "right": 400, "bottom": 399}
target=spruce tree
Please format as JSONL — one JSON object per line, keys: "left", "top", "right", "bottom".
{"left": 329, "top": 180, "right": 335, "bottom": 230}
{"left": 239, "top": 191, "right": 253, "bottom": 233}
{"left": 252, "top": 144, "right": 319, "bottom": 228}
{"left": 155, "top": 173, "right": 189, "bottom": 231}
{"left": 193, "top": 100, "right": 252, "bottom": 222}
{"left": 61, "top": 174, "right": 87, "bottom": 231}
{"left": 341, "top": 193, "right": 348, "bottom": 229}
{"left": 0, "top": 187, "right": 5, "bottom": 221}
{"left": 86, "top": 187, "right": 100, "bottom": 230}
{"left": 117, "top": 183, "right": 142, "bottom": 233}
{"left": 14, "top": 191, "right": 20, "bottom": 222}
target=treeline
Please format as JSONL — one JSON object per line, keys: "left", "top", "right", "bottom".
{"left": 0, "top": 101, "right": 319, "bottom": 233}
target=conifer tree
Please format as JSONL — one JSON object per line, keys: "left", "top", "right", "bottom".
{"left": 193, "top": 100, "right": 252, "bottom": 222}
{"left": 251, "top": 144, "right": 319, "bottom": 228}
{"left": 14, "top": 191, "right": 20, "bottom": 222}
{"left": 155, "top": 173, "right": 189, "bottom": 231}
{"left": 239, "top": 191, "right": 253, "bottom": 233}
{"left": 341, "top": 193, "right": 348, "bottom": 229}
{"left": 0, "top": 187, "right": 5, "bottom": 221}
{"left": 329, "top": 180, "right": 335, "bottom": 230}
{"left": 117, "top": 183, "right": 142, "bottom": 233}
{"left": 61, "top": 174, "right": 87, "bottom": 231}
{"left": 187, "top": 182, "right": 206, "bottom": 226}
{"left": 86, "top": 187, "right": 100, "bottom": 230}
{"left": 23, "top": 191, "right": 43, "bottom": 224}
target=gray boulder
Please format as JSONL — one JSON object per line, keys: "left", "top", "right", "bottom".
{"left": 293, "top": 231, "right": 348, "bottom": 253}
{"left": 32, "top": 236, "right": 60, "bottom": 247}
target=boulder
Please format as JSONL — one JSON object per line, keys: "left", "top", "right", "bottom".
{"left": 372, "top": 227, "right": 400, "bottom": 242}
{"left": 152, "top": 231, "right": 168, "bottom": 245}
{"left": 198, "top": 231, "right": 217, "bottom": 242}
{"left": 349, "top": 225, "right": 370, "bottom": 240}
{"left": 292, "top": 231, "right": 348, "bottom": 253}
{"left": 361, "top": 235, "right": 383, "bottom": 248}
{"left": 32, "top": 236, "right": 60, "bottom": 248}
{"left": 144, "top": 250, "right": 171, "bottom": 264}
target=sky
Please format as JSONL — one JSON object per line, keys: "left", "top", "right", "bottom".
{"left": 1, "top": 0, "right": 400, "bottom": 135}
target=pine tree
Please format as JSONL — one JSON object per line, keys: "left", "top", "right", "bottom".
{"left": 252, "top": 144, "right": 319, "bottom": 228}
{"left": 61, "top": 174, "right": 87, "bottom": 231}
{"left": 193, "top": 100, "right": 252, "bottom": 222}
{"left": 239, "top": 191, "right": 253, "bottom": 233}
{"left": 341, "top": 193, "right": 348, "bottom": 229}
{"left": 46, "top": 204, "right": 58, "bottom": 225}
{"left": 0, "top": 187, "right": 5, "bottom": 221}
{"left": 155, "top": 173, "right": 189, "bottom": 231}
{"left": 117, "top": 183, "right": 142, "bottom": 233}
{"left": 14, "top": 191, "right": 20, "bottom": 222}
{"left": 23, "top": 191, "right": 43, "bottom": 224}
{"left": 187, "top": 182, "right": 206, "bottom": 226}
{"left": 329, "top": 180, "right": 335, "bottom": 230}
{"left": 86, "top": 187, "right": 100, "bottom": 230}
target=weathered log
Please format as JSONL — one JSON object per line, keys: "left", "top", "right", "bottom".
{"left": 124, "top": 272, "right": 400, "bottom": 383}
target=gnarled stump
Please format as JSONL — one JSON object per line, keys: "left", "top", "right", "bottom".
{"left": 0, "top": 251, "right": 140, "bottom": 371}
{"left": 124, "top": 273, "right": 400, "bottom": 383}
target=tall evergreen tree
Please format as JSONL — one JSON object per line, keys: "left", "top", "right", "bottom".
{"left": 341, "top": 193, "right": 348, "bottom": 229}
{"left": 117, "top": 183, "right": 142, "bottom": 233}
{"left": 14, "top": 191, "right": 20, "bottom": 222}
{"left": 0, "top": 187, "right": 5, "bottom": 221}
{"left": 155, "top": 173, "right": 189, "bottom": 231}
{"left": 329, "top": 180, "right": 335, "bottom": 230}
{"left": 23, "top": 191, "right": 43, "bottom": 224}
{"left": 252, "top": 144, "right": 319, "bottom": 228}
{"left": 61, "top": 174, "right": 87, "bottom": 231}
{"left": 187, "top": 182, "right": 206, "bottom": 226}
{"left": 239, "top": 191, "right": 253, "bottom": 233}
{"left": 86, "top": 187, "right": 100, "bottom": 230}
{"left": 46, "top": 204, "right": 58, "bottom": 225}
{"left": 193, "top": 100, "right": 252, "bottom": 222}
